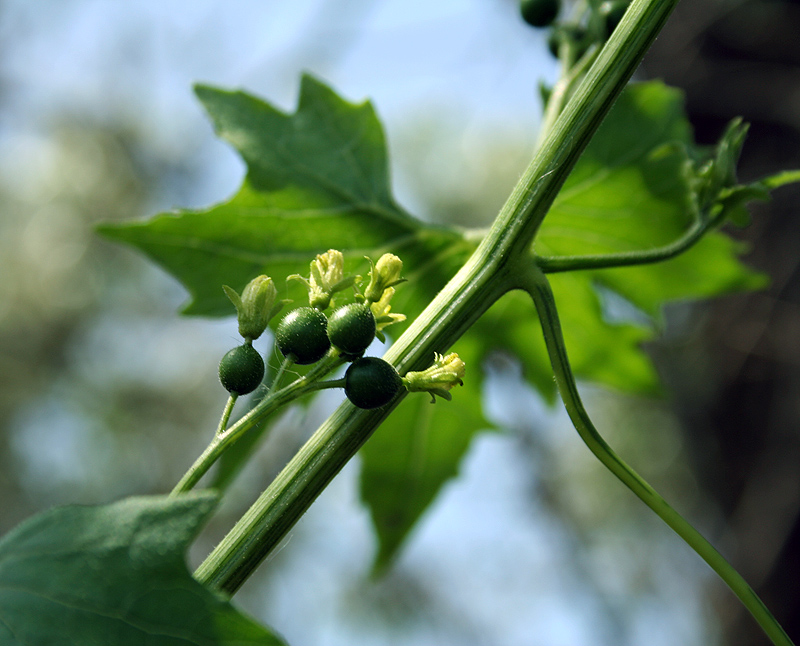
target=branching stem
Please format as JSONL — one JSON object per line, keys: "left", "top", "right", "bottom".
{"left": 536, "top": 218, "right": 707, "bottom": 272}
{"left": 170, "top": 351, "right": 345, "bottom": 496}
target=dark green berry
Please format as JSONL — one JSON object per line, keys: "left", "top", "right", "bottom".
{"left": 344, "top": 357, "right": 403, "bottom": 409}
{"left": 327, "top": 303, "right": 376, "bottom": 356}
{"left": 275, "top": 307, "right": 330, "bottom": 365}
{"left": 520, "top": 0, "right": 560, "bottom": 28}
{"left": 219, "top": 344, "right": 265, "bottom": 395}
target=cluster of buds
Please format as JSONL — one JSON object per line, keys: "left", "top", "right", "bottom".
{"left": 290, "top": 249, "right": 407, "bottom": 338}
{"left": 222, "top": 275, "right": 283, "bottom": 342}
{"left": 403, "top": 352, "right": 466, "bottom": 402}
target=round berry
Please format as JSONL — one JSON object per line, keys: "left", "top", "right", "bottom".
{"left": 327, "top": 303, "right": 377, "bottom": 356}
{"left": 344, "top": 357, "right": 403, "bottom": 410}
{"left": 219, "top": 344, "right": 265, "bottom": 395}
{"left": 520, "top": 0, "right": 560, "bottom": 28}
{"left": 275, "top": 307, "right": 331, "bottom": 365}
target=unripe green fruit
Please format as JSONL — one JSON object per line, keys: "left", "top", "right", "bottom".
{"left": 219, "top": 344, "right": 265, "bottom": 395}
{"left": 520, "top": 0, "right": 560, "bottom": 28}
{"left": 327, "top": 303, "right": 377, "bottom": 356}
{"left": 275, "top": 307, "right": 330, "bottom": 365}
{"left": 344, "top": 357, "right": 403, "bottom": 409}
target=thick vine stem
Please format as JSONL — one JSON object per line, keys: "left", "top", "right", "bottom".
{"left": 518, "top": 264, "right": 793, "bottom": 646}
{"left": 194, "top": 0, "right": 683, "bottom": 595}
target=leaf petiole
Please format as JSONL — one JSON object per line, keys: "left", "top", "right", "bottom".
{"left": 535, "top": 217, "right": 707, "bottom": 272}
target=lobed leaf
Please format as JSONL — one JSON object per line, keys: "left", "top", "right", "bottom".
{"left": 99, "top": 75, "right": 469, "bottom": 321}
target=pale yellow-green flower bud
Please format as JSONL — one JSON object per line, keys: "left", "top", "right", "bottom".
{"left": 289, "top": 249, "right": 358, "bottom": 310}
{"left": 223, "top": 275, "right": 280, "bottom": 341}
{"left": 369, "top": 287, "right": 406, "bottom": 341}
{"left": 364, "top": 253, "right": 404, "bottom": 303}
{"left": 403, "top": 352, "right": 466, "bottom": 402}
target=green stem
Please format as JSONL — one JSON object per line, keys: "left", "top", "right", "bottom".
{"left": 536, "top": 218, "right": 707, "bottom": 272}
{"left": 520, "top": 265, "right": 793, "bottom": 646}
{"left": 216, "top": 394, "right": 238, "bottom": 436}
{"left": 195, "top": 0, "right": 683, "bottom": 594}
{"left": 538, "top": 44, "right": 600, "bottom": 149}
{"left": 170, "top": 351, "right": 345, "bottom": 496}
{"left": 308, "top": 377, "right": 347, "bottom": 391}
{"left": 270, "top": 355, "right": 293, "bottom": 392}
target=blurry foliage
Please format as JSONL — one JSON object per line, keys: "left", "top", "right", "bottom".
{"left": 0, "top": 118, "right": 227, "bottom": 531}
{"left": 643, "top": 1, "right": 800, "bottom": 643}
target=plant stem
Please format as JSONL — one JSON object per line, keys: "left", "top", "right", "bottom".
{"left": 271, "top": 355, "right": 293, "bottom": 391}
{"left": 216, "top": 394, "right": 238, "bottom": 436}
{"left": 195, "top": 0, "right": 682, "bottom": 594}
{"left": 538, "top": 45, "right": 600, "bottom": 150}
{"left": 520, "top": 264, "right": 794, "bottom": 646}
{"left": 170, "top": 351, "right": 345, "bottom": 496}
{"left": 308, "top": 377, "right": 347, "bottom": 391}
{"left": 536, "top": 218, "right": 707, "bottom": 272}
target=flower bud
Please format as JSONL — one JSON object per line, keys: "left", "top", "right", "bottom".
{"left": 309, "top": 250, "right": 344, "bottom": 309}
{"left": 223, "top": 275, "right": 280, "bottom": 341}
{"left": 369, "top": 287, "right": 406, "bottom": 341}
{"left": 289, "top": 249, "right": 357, "bottom": 310}
{"left": 403, "top": 352, "right": 466, "bottom": 402}
{"left": 364, "top": 253, "right": 404, "bottom": 303}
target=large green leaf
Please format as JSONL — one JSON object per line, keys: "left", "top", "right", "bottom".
{"left": 467, "top": 82, "right": 766, "bottom": 403}
{"left": 98, "top": 75, "right": 470, "bottom": 320}
{"left": 0, "top": 493, "right": 285, "bottom": 645}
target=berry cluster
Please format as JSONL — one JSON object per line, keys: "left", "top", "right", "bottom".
{"left": 216, "top": 250, "right": 465, "bottom": 413}
{"left": 217, "top": 250, "right": 408, "bottom": 409}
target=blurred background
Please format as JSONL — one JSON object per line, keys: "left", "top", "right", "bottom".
{"left": 0, "top": 1, "right": 797, "bottom": 645}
